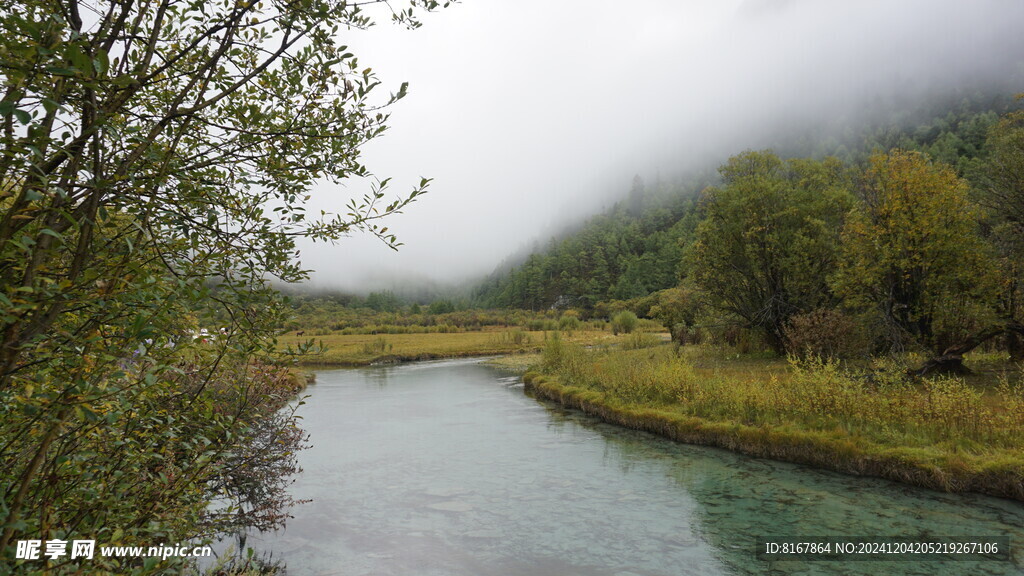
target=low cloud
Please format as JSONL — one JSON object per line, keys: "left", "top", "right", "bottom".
{"left": 294, "top": 0, "right": 1024, "bottom": 293}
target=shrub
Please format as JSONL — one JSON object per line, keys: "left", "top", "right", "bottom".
{"left": 558, "top": 314, "right": 582, "bottom": 332}
{"left": 611, "top": 311, "right": 639, "bottom": 335}
{"left": 527, "top": 318, "right": 559, "bottom": 331}
{"left": 672, "top": 322, "right": 703, "bottom": 345}
{"left": 540, "top": 333, "right": 591, "bottom": 388}
{"left": 784, "top": 308, "right": 866, "bottom": 359}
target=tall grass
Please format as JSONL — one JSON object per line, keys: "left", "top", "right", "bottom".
{"left": 539, "top": 340, "right": 1024, "bottom": 452}
{"left": 621, "top": 332, "right": 662, "bottom": 350}
{"left": 361, "top": 336, "right": 392, "bottom": 354}
{"left": 490, "top": 330, "right": 531, "bottom": 346}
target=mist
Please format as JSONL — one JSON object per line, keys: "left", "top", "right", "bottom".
{"left": 293, "top": 0, "right": 1024, "bottom": 294}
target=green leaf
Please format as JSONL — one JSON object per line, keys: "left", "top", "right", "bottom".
{"left": 94, "top": 49, "right": 110, "bottom": 76}
{"left": 68, "top": 45, "right": 91, "bottom": 72}
{"left": 40, "top": 229, "right": 63, "bottom": 241}
{"left": 42, "top": 98, "right": 60, "bottom": 114}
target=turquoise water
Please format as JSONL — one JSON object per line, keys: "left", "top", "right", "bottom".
{"left": 244, "top": 358, "right": 1023, "bottom": 575}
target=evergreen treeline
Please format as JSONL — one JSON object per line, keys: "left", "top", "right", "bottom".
{"left": 473, "top": 176, "right": 707, "bottom": 310}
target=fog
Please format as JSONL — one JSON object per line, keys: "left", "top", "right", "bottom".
{"left": 294, "top": 0, "right": 1024, "bottom": 294}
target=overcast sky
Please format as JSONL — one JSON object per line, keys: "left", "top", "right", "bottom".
{"left": 295, "top": 0, "right": 1024, "bottom": 293}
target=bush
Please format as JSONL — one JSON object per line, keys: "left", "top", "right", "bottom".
{"left": 611, "top": 311, "right": 639, "bottom": 335}
{"left": 558, "top": 314, "right": 582, "bottom": 332}
{"left": 527, "top": 318, "right": 559, "bottom": 331}
{"left": 540, "top": 333, "right": 591, "bottom": 388}
{"left": 784, "top": 308, "right": 866, "bottom": 359}
{"left": 672, "top": 322, "right": 703, "bottom": 345}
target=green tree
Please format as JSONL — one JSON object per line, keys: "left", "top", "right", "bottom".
{"left": 648, "top": 286, "right": 699, "bottom": 344}
{"left": 428, "top": 299, "right": 456, "bottom": 314}
{"left": 978, "top": 100, "right": 1024, "bottom": 234}
{"left": 0, "top": 0, "right": 445, "bottom": 567}
{"left": 975, "top": 99, "right": 1024, "bottom": 358}
{"left": 689, "top": 151, "right": 853, "bottom": 353}
{"left": 366, "top": 290, "right": 401, "bottom": 312}
{"left": 832, "top": 150, "right": 998, "bottom": 354}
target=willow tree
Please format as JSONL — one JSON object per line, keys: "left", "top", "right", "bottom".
{"left": 0, "top": 0, "right": 445, "bottom": 570}
{"left": 689, "top": 151, "right": 853, "bottom": 354}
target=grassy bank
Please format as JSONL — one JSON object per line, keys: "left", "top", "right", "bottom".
{"left": 278, "top": 328, "right": 616, "bottom": 366}
{"left": 284, "top": 367, "right": 316, "bottom": 390}
{"left": 526, "top": 339, "right": 1024, "bottom": 501}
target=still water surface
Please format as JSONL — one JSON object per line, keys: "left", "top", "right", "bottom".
{"left": 247, "top": 358, "right": 1023, "bottom": 575}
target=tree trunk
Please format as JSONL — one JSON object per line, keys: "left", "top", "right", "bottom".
{"left": 911, "top": 322, "right": 1024, "bottom": 376}
{"left": 1007, "top": 330, "right": 1024, "bottom": 361}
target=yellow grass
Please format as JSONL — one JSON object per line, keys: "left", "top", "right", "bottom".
{"left": 278, "top": 328, "right": 617, "bottom": 366}
{"left": 482, "top": 352, "right": 543, "bottom": 373}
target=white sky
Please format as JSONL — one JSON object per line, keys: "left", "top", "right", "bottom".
{"left": 295, "top": 0, "right": 1024, "bottom": 292}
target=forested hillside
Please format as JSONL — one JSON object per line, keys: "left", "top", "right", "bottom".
{"left": 473, "top": 175, "right": 707, "bottom": 309}
{"left": 475, "top": 93, "right": 1019, "bottom": 324}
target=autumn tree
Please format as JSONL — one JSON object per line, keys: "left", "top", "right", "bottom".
{"left": 0, "top": 0, "right": 446, "bottom": 569}
{"left": 689, "top": 151, "right": 853, "bottom": 353}
{"left": 832, "top": 150, "right": 999, "bottom": 355}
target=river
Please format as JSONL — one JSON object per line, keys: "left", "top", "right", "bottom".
{"left": 239, "top": 358, "right": 1023, "bottom": 575}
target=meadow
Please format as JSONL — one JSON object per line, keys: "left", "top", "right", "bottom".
{"left": 277, "top": 305, "right": 664, "bottom": 365}
{"left": 526, "top": 338, "right": 1024, "bottom": 500}
{"left": 278, "top": 327, "right": 624, "bottom": 366}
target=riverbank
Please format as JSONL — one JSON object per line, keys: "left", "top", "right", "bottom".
{"left": 285, "top": 366, "right": 316, "bottom": 389}
{"left": 524, "top": 342, "right": 1024, "bottom": 502}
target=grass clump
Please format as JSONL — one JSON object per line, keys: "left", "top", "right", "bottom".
{"left": 361, "top": 336, "right": 393, "bottom": 354}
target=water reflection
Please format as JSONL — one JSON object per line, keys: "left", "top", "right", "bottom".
{"left": 539, "top": 404, "right": 1024, "bottom": 575}
{"left": 242, "top": 359, "right": 1022, "bottom": 576}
